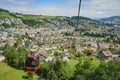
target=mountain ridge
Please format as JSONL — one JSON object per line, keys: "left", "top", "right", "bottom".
{"left": 98, "top": 16, "right": 120, "bottom": 25}
{"left": 0, "top": 8, "right": 118, "bottom": 30}
{"left": 0, "top": 8, "right": 98, "bottom": 29}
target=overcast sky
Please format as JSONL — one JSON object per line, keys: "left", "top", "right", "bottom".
{"left": 0, "top": 0, "right": 120, "bottom": 19}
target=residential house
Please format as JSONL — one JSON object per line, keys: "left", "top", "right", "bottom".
{"left": 62, "top": 56, "right": 69, "bottom": 62}
{"left": 29, "top": 42, "right": 38, "bottom": 51}
{"left": 0, "top": 55, "right": 5, "bottom": 61}
{"left": 89, "top": 47, "right": 97, "bottom": 56}
{"left": 64, "top": 40, "right": 73, "bottom": 49}
{"left": 0, "top": 43, "right": 6, "bottom": 47}
{"left": 38, "top": 49, "right": 48, "bottom": 61}
{"left": 75, "top": 45, "right": 85, "bottom": 53}
{"left": 115, "top": 44, "right": 120, "bottom": 52}
{"left": 86, "top": 41, "right": 98, "bottom": 49}
{"left": 75, "top": 38, "right": 81, "bottom": 45}
{"left": 99, "top": 50, "right": 113, "bottom": 60}
{"left": 64, "top": 49, "right": 70, "bottom": 57}
{"left": 99, "top": 43, "right": 109, "bottom": 51}
{"left": 8, "top": 37, "right": 16, "bottom": 46}
{"left": 38, "top": 49, "right": 54, "bottom": 62}
{"left": 73, "top": 32, "right": 79, "bottom": 36}
{"left": 113, "top": 54, "right": 120, "bottom": 61}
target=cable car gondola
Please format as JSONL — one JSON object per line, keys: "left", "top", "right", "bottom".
{"left": 25, "top": 52, "right": 39, "bottom": 72}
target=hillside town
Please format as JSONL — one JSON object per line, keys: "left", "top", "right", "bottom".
{"left": 0, "top": 0, "right": 120, "bottom": 79}
{"left": 0, "top": 25, "right": 120, "bottom": 62}
{"left": 0, "top": 4, "right": 120, "bottom": 80}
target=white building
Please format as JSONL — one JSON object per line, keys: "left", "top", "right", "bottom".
{"left": 0, "top": 55, "right": 5, "bottom": 61}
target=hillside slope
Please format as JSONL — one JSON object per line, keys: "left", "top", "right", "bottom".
{"left": 0, "top": 8, "right": 104, "bottom": 30}
{"left": 0, "top": 62, "right": 40, "bottom": 80}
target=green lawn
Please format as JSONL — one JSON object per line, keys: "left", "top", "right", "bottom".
{"left": 16, "top": 14, "right": 56, "bottom": 20}
{"left": 0, "top": 58, "right": 101, "bottom": 80}
{"left": 68, "top": 57, "right": 100, "bottom": 75}
{"left": 0, "top": 62, "right": 38, "bottom": 80}
{"left": 0, "top": 12, "right": 13, "bottom": 18}
{"left": 83, "top": 23, "right": 98, "bottom": 30}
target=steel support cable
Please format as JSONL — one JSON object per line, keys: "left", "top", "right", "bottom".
{"left": 76, "top": 0, "right": 82, "bottom": 30}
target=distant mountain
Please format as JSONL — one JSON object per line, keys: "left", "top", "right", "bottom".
{"left": 0, "top": 8, "right": 106, "bottom": 30}
{"left": 98, "top": 16, "right": 120, "bottom": 25}
{"left": 0, "top": 8, "right": 9, "bottom": 12}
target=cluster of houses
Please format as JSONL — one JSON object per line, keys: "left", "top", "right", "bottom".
{"left": 99, "top": 43, "right": 120, "bottom": 60}
{"left": 0, "top": 27, "right": 120, "bottom": 62}
{"left": 29, "top": 36, "right": 120, "bottom": 62}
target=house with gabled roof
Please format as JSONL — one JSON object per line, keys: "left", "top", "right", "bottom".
{"left": 75, "top": 45, "right": 85, "bottom": 53}
{"left": 99, "top": 50, "right": 113, "bottom": 60}
{"left": 88, "top": 47, "right": 97, "bottom": 56}
{"left": 99, "top": 43, "right": 109, "bottom": 51}
{"left": 38, "top": 48, "right": 54, "bottom": 62}
{"left": 113, "top": 54, "right": 120, "bottom": 61}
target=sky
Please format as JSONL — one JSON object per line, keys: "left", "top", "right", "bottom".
{"left": 0, "top": 0, "right": 120, "bottom": 19}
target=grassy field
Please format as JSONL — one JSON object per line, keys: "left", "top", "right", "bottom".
{"left": 0, "top": 60, "right": 79, "bottom": 80}
{"left": 0, "top": 62, "right": 38, "bottom": 80}
{"left": 16, "top": 14, "right": 56, "bottom": 20}
{"left": 0, "top": 12, "right": 13, "bottom": 18}
{"left": 0, "top": 58, "right": 101, "bottom": 80}
{"left": 68, "top": 57, "right": 100, "bottom": 75}
{"left": 83, "top": 23, "right": 98, "bottom": 30}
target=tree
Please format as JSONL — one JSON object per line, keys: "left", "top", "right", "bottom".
{"left": 47, "top": 69, "right": 58, "bottom": 80}
{"left": 83, "top": 49, "right": 91, "bottom": 55}
{"left": 17, "top": 46, "right": 28, "bottom": 69}
{"left": 74, "top": 57, "right": 93, "bottom": 80}
{"left": 3, "top": 44, "right": 28, "bottom": 69}
{"left": 90, "top": 61, "right": 120, "bottom": 80}
{"left": 74, "top": 58, "right": 85, "bottom": 80}
{"left": 37, "top": 58, "right": 71, "bottom": 80}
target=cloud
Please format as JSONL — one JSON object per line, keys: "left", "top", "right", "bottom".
{"left": 81, "top": 0, "right": 120, "bottom": 18}
{"left": 3, "top": 0, "right": 36, "bottom": 5}
{"left": 6, "top": 6, "right": 77, "bottom": 16}
{"left": 87, "top": 0, "right": 120, "bottom": 10}
{"left": 0, "top": 0, "right": 120, "bottom": 18}
{"left": 97, "top": 11, "right": 104, "bottom": 15}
